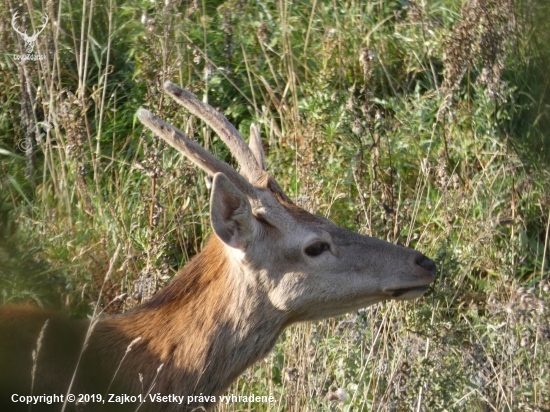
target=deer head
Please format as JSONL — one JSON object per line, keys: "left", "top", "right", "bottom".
{"left": 11, "top": 11, "right": 48, "bottom": 54}
{"left": 137, "top": 82, "right": 436, "bottom": 323}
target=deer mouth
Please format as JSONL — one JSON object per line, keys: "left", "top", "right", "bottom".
{"left": 386, "top": 286, "right": 430, "bottom": 300}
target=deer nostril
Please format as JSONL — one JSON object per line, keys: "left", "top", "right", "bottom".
{"left": 416, "top": 255, "right": 437, "bottom": 276}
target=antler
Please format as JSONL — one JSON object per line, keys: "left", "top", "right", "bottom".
{"left": 162, "top": 82, "right": 267, "bottom": 186}
{"left": 137, "top": 108, "right": 257, "bottom": 198}
{"left": 248, "top": 124, "right": 266, "bottom": 171}
{"left": 11, "top": 11, "right": 26, "bottom": 38}
{"left": 35, "top": 13, "right": 49, "bottom": 38}
{"left": 11, "top": 11, "right": 48, "bottom": 39}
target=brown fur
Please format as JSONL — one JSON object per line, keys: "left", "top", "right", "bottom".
{"left": 0, "top": 237, "right": 285, "bottom": 411}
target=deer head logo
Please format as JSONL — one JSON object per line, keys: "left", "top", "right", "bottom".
{"left": 11, "top": 11, "right": 48, "bottom": 54}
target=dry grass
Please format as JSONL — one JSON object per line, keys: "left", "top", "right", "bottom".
{"left": 0, "top": 0, "right": 549, "bottom": 410}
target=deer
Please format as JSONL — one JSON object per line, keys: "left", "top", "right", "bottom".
{"left": 0, "top": 82, "right": 436, "bottom": 411}
{"left": 11, "top": 11, "right": 49, "bottom": 54}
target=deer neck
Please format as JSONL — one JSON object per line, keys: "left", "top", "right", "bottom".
{"left": 111, "top": 236, "right": 286, "bottom": 404}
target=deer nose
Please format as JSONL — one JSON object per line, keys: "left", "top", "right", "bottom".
{"left": 415, "top": 255, "right": 437, "bottom": 277}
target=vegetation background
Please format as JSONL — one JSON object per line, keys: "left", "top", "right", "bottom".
{"left": 1, "top": 0, "right": 549, "bottom": 410}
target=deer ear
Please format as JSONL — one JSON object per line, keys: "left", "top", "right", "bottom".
{"left": 210, "top": 173, "right": 255, "bottom": 251}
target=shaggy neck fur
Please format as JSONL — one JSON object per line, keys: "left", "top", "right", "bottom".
{"left": 84, "top": 236, "right": 286, "bottom": 411}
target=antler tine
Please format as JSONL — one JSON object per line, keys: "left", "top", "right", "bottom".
{"left": 163, "top": 81, "right": 266, "bottom": 186}
{"left": 137, "top": 108, "right": 257, "bottom": 198}
{"left": 11, "top": 11, "right": 24, "bottom": 36}
{"left": 248, "top": 124, "right": 266, "bottom": 171}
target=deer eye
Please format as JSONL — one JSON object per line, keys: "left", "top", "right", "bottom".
{"left": 304, "top": 241, "right": 331, "bottom": 257}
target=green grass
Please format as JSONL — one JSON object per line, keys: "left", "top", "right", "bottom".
{"left": 1, "top": 0, "right": 549, "bottom": 410}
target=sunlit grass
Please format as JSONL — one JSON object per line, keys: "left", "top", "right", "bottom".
{"left": 0, "top": 0, "right": 549, "bottom": 410}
